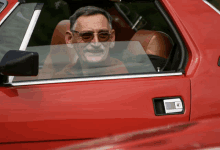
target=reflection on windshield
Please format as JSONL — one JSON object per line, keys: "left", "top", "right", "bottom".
{"left": 13, "top": 41, "right": 156, "bottom": 82}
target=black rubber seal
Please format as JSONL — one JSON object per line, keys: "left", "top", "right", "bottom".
{"left": 18, "top": 0, "right": 25, "bottom": 3}
{"left": 218, "top": 57, "right": 220, "bottom": 67}
{"left": 34, "top": 3, "right": 44, "bottom": 10}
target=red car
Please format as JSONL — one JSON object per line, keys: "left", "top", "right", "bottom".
{"left": 0, "top": 0, "right": 219, "bottom": 149}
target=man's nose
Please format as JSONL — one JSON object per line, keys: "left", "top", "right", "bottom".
{"left": 90, "top": 34, "right": 100, "bottom": 46}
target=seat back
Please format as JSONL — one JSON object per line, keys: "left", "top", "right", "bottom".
{"left": 50, "top": 21, "right": 173, "bottom": 59}
{"left": 38, "top": 20, "right": 71, "bottom": 79}
{"left": 129, "top": 30, "right": 173, "bottom": 59}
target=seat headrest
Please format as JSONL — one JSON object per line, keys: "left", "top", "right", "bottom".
{"left": 51, "top": 20, "right": 70, "bottom": 45}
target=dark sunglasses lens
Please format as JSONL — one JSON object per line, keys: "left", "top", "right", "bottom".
{"left": 98, "top": 32, "right": 110, "bottom": 42}
{"left": 81, "top": 32, "right": 94, "bottom": 42}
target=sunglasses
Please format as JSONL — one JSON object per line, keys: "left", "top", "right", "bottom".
{"left": 71, "top": 30, "right": 111, "bottom": 42}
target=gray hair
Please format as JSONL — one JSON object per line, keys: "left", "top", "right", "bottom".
{"left": 69, "top": 6, "right": 112, "bottom": 30}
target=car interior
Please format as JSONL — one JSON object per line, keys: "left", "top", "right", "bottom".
{"left": 25, "top": 0, "right": 185, "bottom": 80}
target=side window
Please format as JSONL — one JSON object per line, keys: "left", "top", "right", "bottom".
{"left": 0, "top": 0, "right": 7, "bottom": 13}
{"left": 111, "top": 2, "right": 182, "bottom": 71}
{"left": 0, "top": 2, "right": 4, "bottom": 9}
{"left": 115, "top": 3, "right": 148, "bottom": 31}
{"left": 117, "top": 2, "right": 173, "bottom": 37}
{"left": 13, "top": 0, "right": 72, "bottom": 82}
{"left": 13, "top": 1, "right": 187, "bottom": 83}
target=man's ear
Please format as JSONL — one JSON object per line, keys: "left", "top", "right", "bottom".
{"left": 65, "top": 30, "right": 74, "bottom": 48}
{"left": 110, "top": 29, "right": 115, "bottom": 48}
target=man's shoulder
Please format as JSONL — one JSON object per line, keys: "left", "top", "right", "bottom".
{"left": 53, "top": 62, "right": 82, "bottom": 78}
{"left": 108, "top": 57, "right": 128, "bottom": 74}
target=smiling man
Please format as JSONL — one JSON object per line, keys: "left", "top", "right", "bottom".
{"left": 56, "top": 6, "right": 128, "bottom": 77}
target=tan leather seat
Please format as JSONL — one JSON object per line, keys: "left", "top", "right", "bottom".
{"left": 129, "top": 30, "right": 173, "bottom": 59}
{"left": 51, "top": 21, "right": 173, "bottom": 59}
{"left": 38, "top": 20, "right": 71, "bottom": 79}
{"left": 51, "top": 20, "right": 70, "bottom": 45}
{"left": 49, "top": 21, "right": 173, "bottom": 61}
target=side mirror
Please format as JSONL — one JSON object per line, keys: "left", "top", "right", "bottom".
{"left": 0, "top": 50, "right": 39, "bottom": 76}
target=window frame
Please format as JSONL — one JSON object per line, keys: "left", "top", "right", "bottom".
{"left": 2, "top": 0, "right": 188, "bottom": 86}
{"left": 10, "top": 72, "right": 183, "bottom": 86}
{"left": 203, "top": 0, "right": 220, "bottom": 15}
{"left": 154, "top": 0, "right": 188, "bottom": 72}
{"left": 0, "top": 1, "right": 19, "bottom": 25}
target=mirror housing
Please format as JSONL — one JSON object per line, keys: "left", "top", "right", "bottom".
{"left": 0, "top": 50, "right": 39, "bottom": 76}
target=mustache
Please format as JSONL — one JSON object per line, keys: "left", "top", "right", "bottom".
{"left": 83, "top": 48, "right": 105, "bottom": 52}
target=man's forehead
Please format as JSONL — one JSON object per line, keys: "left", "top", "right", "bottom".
{"left": 75, "top": 14, "right": 110, "bottom": 31}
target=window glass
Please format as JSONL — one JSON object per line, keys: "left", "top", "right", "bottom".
{"left": 206, "top": 0, "right": 220, "bottom": 11}
{"left": 116, "top": 2, "right": 173, "bottom": 38}
{"left": 0, "top": 2, "right": 4, "bottom": 9}
{"left": 11, "top": 0, "right": 183, "bottom": 83}
{"left": 13, "top": 41, "right": 156, "bottom": 82}
{"left": 115, "top": 3, "right": 147, "bottom": 30}
{"left": 0, "top": 3, "right": 37, "bottom": 60}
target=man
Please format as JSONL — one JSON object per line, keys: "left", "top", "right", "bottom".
{"left": 55, "top": 6, "right": 128, "bottom": 77}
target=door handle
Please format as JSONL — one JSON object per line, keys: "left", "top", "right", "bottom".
{"left": 153, "top": 97, "right": 184, "bottom": 116}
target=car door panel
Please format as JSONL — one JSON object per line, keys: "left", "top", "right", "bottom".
{"left": 0, "top": 75, "right": 190, "bottom": 143}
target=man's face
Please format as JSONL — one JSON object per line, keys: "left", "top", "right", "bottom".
{"left": 68, "top": 14, "right": 115, "bottom": 63}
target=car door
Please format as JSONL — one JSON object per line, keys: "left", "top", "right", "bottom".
{"left": 0, "top": 69, "right": 190, "bottom": 144}
{"left": 0, "top": 0, "right": 190, "bottom": 145}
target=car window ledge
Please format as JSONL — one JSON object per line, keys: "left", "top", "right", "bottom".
{"left": 8, "top": 72, "right": 183, "bottom": 86}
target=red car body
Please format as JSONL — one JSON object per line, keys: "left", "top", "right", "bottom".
{"left": 0, "top": 0, "right": 219, "bottom": 149}
{"left": 56, "top": 118, "right": 220, "bottom": 150}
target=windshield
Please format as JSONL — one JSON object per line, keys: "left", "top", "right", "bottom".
{"left": 0, "top": 3, "right": 37, "bottom": 60}
{"left": 13, "top": 41, "right": 156, "bottom": 82}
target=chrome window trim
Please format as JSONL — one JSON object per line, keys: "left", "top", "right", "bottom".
{"left": 19, "top": 10, "right": 41, "bottom": 51}
{"left": 0, "top": 2, "right": 19, "bottom": 25}
{"left": 8, "top": 9, "right": 42, "bottom": 83}
{"left": 203, "top": 0, "right": 220, "bottom": 15}
{"left": 0, "top": 0, "right": 8, "bottom": 13}
{"left": 10, "top": 72, "right": 183, "bottom": 86}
